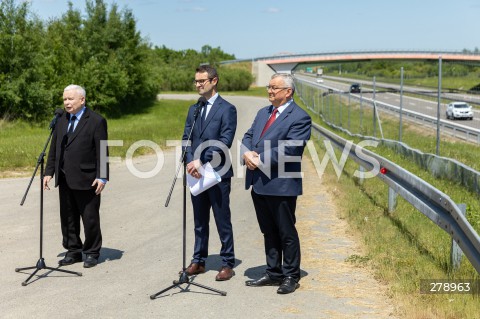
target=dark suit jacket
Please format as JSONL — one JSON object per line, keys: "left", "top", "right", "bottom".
{"left": 242, "top": 101, "right": 311, "bottom": 196}
{"left": 182, "top": 95, "right": 237, "bottom": 179}
{"left": 46, "top": 107, "right": 109, "bottom": 190}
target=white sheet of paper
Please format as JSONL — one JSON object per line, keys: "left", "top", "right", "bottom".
{"left": 187, "top": 162, "right": 222, "bottom": 196}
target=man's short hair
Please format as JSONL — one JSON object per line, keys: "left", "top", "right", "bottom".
{"left": 271, "top": 73, "right": 295, "bottom": 94}
{"left": 196, "top": 65, "right": 218, "bottom": 81}
{"left": 64, "top": 84, "right": 86, "bottom": 97}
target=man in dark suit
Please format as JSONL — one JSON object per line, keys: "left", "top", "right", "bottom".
{"left": 241, "top": 73, "right": 311, "bottom": 294}
{"left": 181, "top": 65, "right": 237, "bottom": 281}
{"left": 43, "top": 84, "right": 108, "bottom": 268}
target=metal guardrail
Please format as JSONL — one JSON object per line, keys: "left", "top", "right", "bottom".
{"left": 310, "top": 122, "right": 480, "bottom": 273}
{"left": 296, "top": 78, "right": 480, "bottom": 144}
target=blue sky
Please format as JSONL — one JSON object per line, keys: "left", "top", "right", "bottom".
{"left": 27, "top": 0, "right": 480, "bottom": 59}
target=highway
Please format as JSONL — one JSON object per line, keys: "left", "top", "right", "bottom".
{"left": 295, "top": 74, "right": 480, "bottom": 131}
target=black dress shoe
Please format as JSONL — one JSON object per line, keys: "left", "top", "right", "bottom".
{"left": 245, "top": 274, "right": 282, "bottom": 287}
{"left": 277, "top": 277, "right": 300, "bottom": 294}
{"left": 58, "top": 256, "right": 82, "bottom": 266}
{"left": 83, "top": 255, "right": 98, "bottom": 268}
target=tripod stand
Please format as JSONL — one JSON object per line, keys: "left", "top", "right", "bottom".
{"left": 150, "top": 100, "right": 226, "bottom": 299}
{"left": 15, "top": 118, "right": 82, "bottom": 286}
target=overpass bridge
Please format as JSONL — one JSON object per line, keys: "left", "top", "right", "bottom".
{"left": 222, "top": 50, "right": 480, "bottom": 87}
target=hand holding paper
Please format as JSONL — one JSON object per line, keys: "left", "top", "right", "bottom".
{"left": 187, "top": 162, "right": 222, "bottom": 196}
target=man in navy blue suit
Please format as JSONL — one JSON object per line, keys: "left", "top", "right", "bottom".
{"left": 181, "top": 65, "right": 237, "bottom": 281}
{"left": 242, "top": 73, "right": 311, "bottom": 294}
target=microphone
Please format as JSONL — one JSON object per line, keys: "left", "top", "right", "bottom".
{"left": 193, "top": 97, "right": 207, "bottom": 119}
{"left": 49, "top": 108, "right": 64, "bottom": 130}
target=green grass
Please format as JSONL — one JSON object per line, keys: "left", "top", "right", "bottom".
{"left": 108, "top": 99, "right": 190, "bottom": 157}
{"left": 0, "top": 99, "right": 192, "bottom": 176}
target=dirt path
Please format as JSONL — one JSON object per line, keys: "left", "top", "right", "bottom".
{"left": 296, "top": 156, "right": 397, "bottom": 318}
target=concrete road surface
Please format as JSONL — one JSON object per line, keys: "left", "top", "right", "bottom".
{"left": 0, "top": 95, "right": 396, "bottom": 318}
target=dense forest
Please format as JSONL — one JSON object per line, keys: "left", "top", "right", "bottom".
{"left": 0, "top": 0, "right": 252, "bottom": 122}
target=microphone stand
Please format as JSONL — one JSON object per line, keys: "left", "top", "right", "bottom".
{"left": 15, "top": 121, "right": 82, "bottom": 286}
{"left": 150, "top": 103, "right": 226, "bottom": 299}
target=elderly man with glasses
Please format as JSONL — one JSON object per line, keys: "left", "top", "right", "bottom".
{"left": 241, "top": 73, "right": 312, "bottom": 294}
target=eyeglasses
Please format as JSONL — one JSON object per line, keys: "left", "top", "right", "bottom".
{"left": 193, "top": 78, "right": 213, "bottom": 85}
{"left": 266, "top": 86, "right": 289, "bottom": 91}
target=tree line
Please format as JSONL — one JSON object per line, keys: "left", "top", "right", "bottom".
{"left": 0, "top": 0, "right": 252, "bottom": 122}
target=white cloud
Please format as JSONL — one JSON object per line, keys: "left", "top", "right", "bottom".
{"left": 264, "top": 7, "right": 281, "bottom": 13}
{"left": 176, "top": 6, "right": 207, "bottom": 12}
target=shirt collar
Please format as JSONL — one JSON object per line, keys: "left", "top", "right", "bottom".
{"left": 70, "top": 106, "right": 86, "bottom": 120}
{"left": 207, "top": 93, "right": 218, "bottom": 106}
{"left": 273, "top": 98, "right": 293, "bottom": 114}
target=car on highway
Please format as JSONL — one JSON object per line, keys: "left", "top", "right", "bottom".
{"left": 445, "top": 102, "right": 474, "bottom": 120}
{"left": 349, "top": 83, "right": 361, "bottom": 93}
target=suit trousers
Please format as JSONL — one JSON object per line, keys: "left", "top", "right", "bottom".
{"left": 251, "top": 190, "right": 301, "bottom": 280}
{"left": 58, "top": 173, "right": 102, "bottom": 258}
{"left": 190, "top": 178, "right": 235, "bottom": 268}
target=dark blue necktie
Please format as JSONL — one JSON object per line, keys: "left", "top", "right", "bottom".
{"left": 199, "top": 105, "right": 207, "bottom": 130}
{"left": 67, "top": 115, "right": 76, "bottom": 135}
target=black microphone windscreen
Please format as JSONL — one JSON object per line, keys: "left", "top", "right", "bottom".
{"left": 194, "top": 97, "right": 207, "bottom": 118}
{"left": 55, "top": 108, "right": 64, "bottom": 116}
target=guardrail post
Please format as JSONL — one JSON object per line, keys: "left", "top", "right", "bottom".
{"left": 451, "top": 203, "right": 466, "bottom": 270}
{"left": 338, "top": 93, "right": 342, "bottom": 126}
{"left": 388, "top": 187, "right": 397, "bottom": 213}
{"left": 321, "top": 91, "right": 325, "bottom": 115}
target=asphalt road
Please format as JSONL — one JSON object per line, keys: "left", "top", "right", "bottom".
{"left": 0, "top": 95, "right": 396, "bottom": 318}
{"left": 296, "top": 74, "right": 480, "bottom": 130}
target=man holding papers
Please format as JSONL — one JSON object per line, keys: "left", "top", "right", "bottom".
{"left": 181, "top": 65, "right": 237, "bottom": 281}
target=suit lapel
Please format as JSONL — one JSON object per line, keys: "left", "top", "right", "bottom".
{"left": 253, "top": 108, "right": 268, "bottom": 143}
{"left": 58, "top": 114, "right": 69, "bottom": 137}
{"left": 256, "top": 103, "right": 295, "bottom": 142}
{"left": 199, "top": 97, "right": 221, "bottom": 136}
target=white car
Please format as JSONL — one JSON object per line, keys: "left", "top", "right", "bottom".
{"left": 445, "top": 102, "right": 473, "bottom": 120}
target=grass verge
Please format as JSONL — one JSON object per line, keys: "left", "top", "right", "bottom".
{"left": 301, "top": 100, "right": 480, "bottom": 318}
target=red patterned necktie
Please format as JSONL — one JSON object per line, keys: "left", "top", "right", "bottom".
{"left": 260, "top": 108, "right": 278, "bottom": 137}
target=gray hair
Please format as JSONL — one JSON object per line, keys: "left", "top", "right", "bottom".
{"left": 64, "top": 84, "right": 86, "bottom": 98}
{"left": 271, "top": 73, "right": 295, "bottom": 94}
